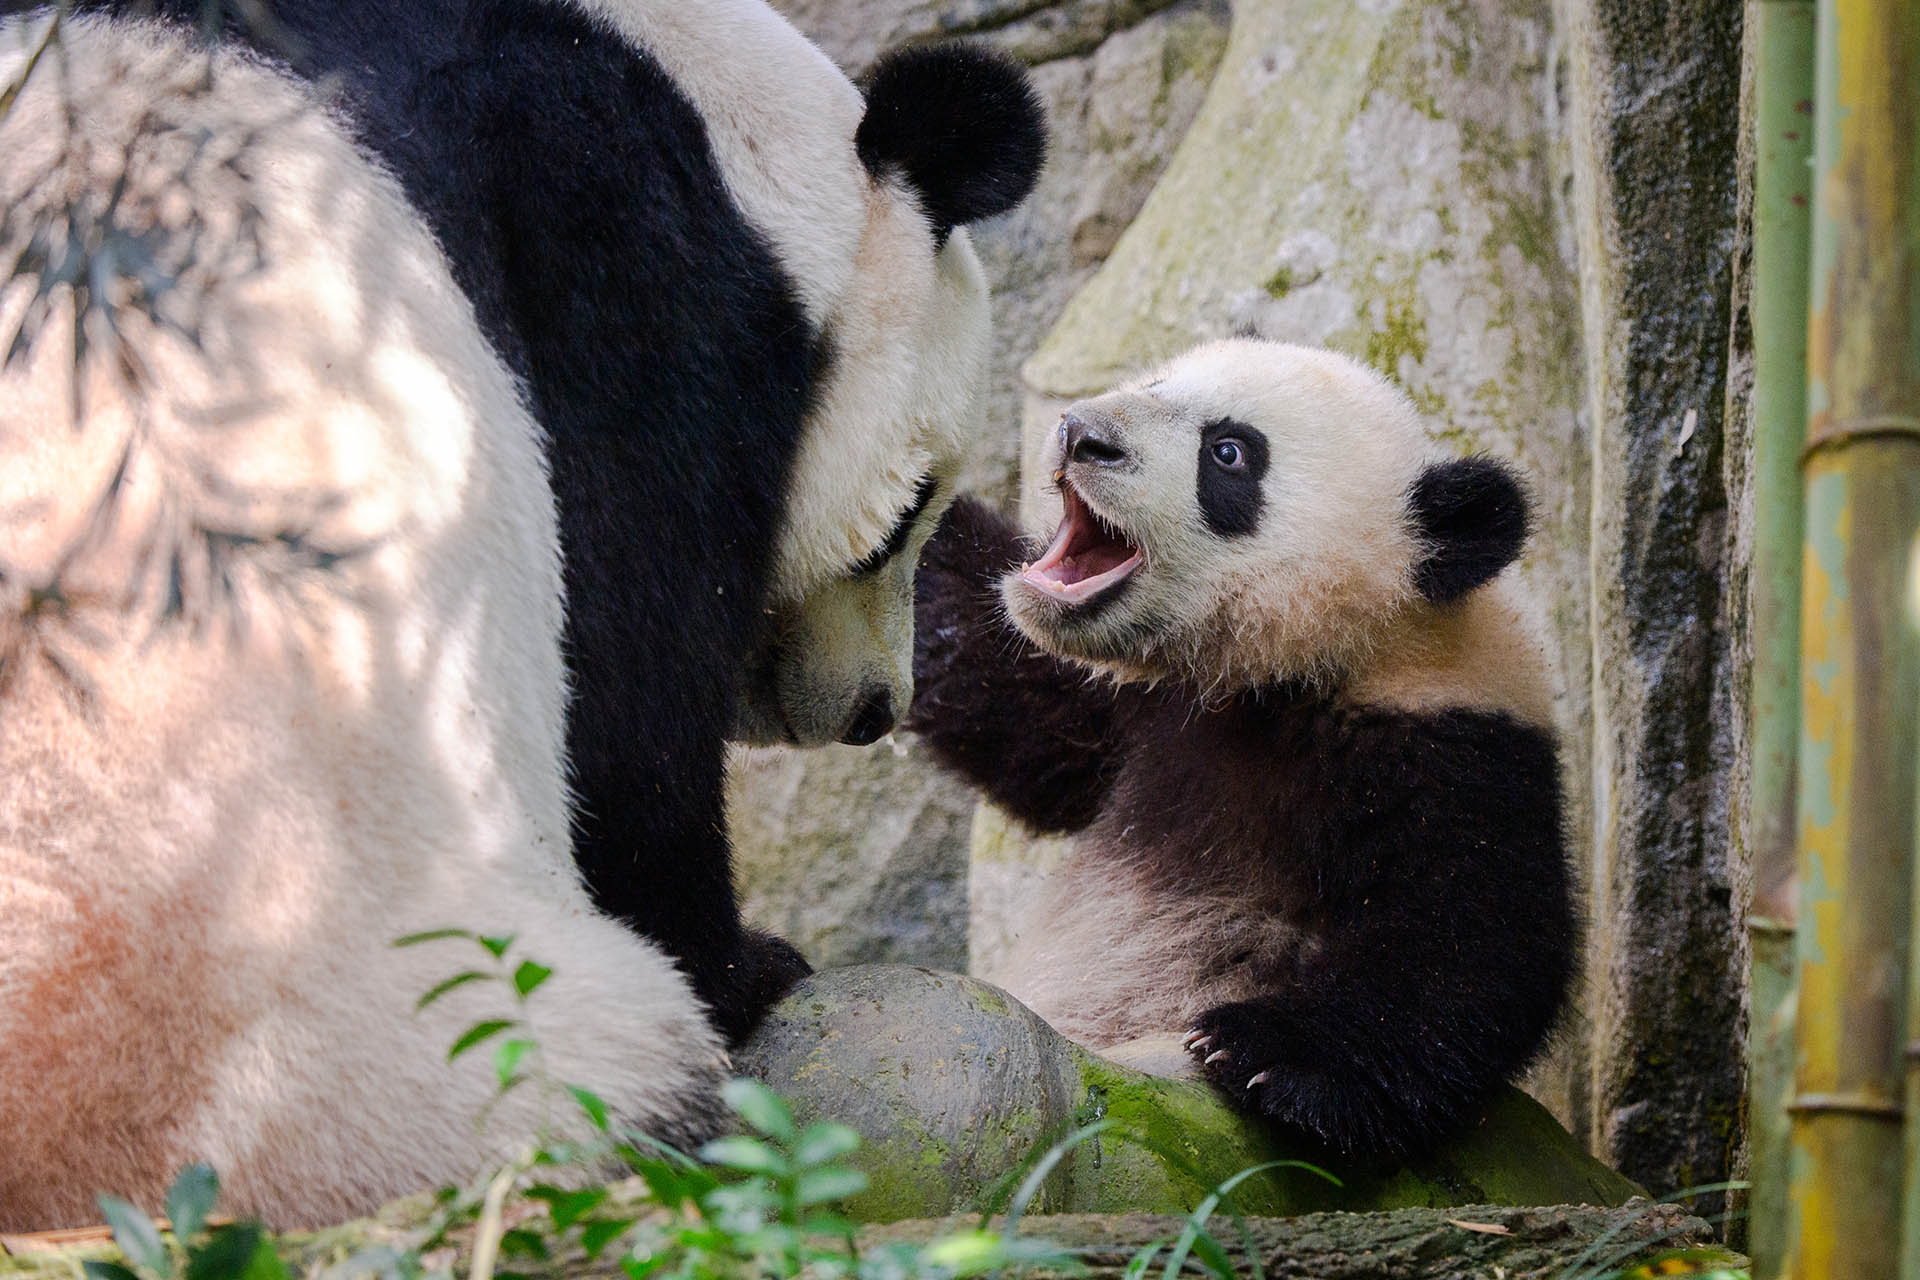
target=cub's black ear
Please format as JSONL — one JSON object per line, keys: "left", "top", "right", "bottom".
{"left": 856, "top": 43, "right": 1047, "bottom": 243}
{"left": 1409, "top": 455, "right": 1531, "bottom": 604}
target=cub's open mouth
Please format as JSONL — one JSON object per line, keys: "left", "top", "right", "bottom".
{"left": 1019, "top": 480, "right": 1143, "bottom": 606}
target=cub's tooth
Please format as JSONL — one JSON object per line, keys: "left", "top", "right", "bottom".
{"left": 1204, "top": 1050, "right": 1230, "bottom": 1065}
{"left": 1247, "top": 1072, "right": 1272, "bottom": 1087}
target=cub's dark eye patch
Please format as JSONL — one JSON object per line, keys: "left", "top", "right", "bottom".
{"left": 1196, "top": 418, "right": 1269, "bottom": 537}
{"left": 852, "top": 474, "right": 941, "bottom": 576}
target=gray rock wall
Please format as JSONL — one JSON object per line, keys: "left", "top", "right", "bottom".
{"left": 1554, "top": 0, "right": 1748, "bottom": 1197}
{"left": 732, "top": 0, "right": 1753, "bottom": 1197}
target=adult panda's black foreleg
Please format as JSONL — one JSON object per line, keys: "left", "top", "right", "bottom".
{"left": 1183, "top": 703, "right": 1578, "bottom": 1158}
{"left": 473, "top": 5, "right": 825, "bottom": 1044}
{"left": 907, "top": 497, "right": 1128, "bottom": 835}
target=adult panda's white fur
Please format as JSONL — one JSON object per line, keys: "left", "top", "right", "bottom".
{"left": 0, "top": 16, "right": 722, "bottom": 1229}
{"left": 26, "top": 0, "right": 1045, "bottom": 1039}
{"left": 910, "top": 340, "right": 1576, "bottom": 1158}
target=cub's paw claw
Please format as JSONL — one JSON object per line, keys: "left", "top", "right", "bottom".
{"left": 1189, "top": 1002, "right": 1290, "bottom": 1113}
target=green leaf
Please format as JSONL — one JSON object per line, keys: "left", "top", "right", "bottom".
{"left": 447, "top": 1019, "right": 515, "bottom": 1062}
{"left": 1122, "top": 1244, "right": 1162, "bottom": 1280}
{"left": 793, "top": 1167, "right": 868, "bottom": 1207}
{"left": 569, "top": 1084, "right": 611, "bottom": 1131}
{"left": 165, "top": 1164, "right": 219, "bottom": 1246}
{"left": 497, "top": 1229, "right": 548, "bottom": 1261}
{"left": 494, "top": 1038, "right": 536, "bottom": 1089}
{"left": 920, "top": 1231, "right": 1008, "bottom": 1277}
{"left": 720, "top": 1078, "right": 795, "bottom": 1142}
{"left": 992, "top": 1118, "right": 1116, "bottom": 1237}
{"left": 415, "top": 971, "right": 494, "bottom": 1012}
{"left": 579, "top": 1218, "right": 638, "bottom": 1259}
{"left": 696, "top": 1135, "right": 787, "bottom": 1176}
{"left": 511, "top": 960, "right": 553, "bottom": 1000}
{"left": 83, "top": 1263, "right": 143, "bottom": 1280}
{"left": 526, "top": 1185, "right": 608, "bottom": 1231}
{"left": 1185, "top": 1227, "right": 1236, "bottom": 1280}
{"left": 185, "top": 1224, "right": 288, "bottom": 1280}
{"left": 478, "top": 934, "right": 515, "bottom": 959}
{"left": 392, "top": 928, "right": 472, "bottom": 948}
{"left": 620, "top": 1254, "right": 667, "bottom": 1280}
{"left": 1159, "top": 1161, "right": 1328, "bottom": 1280}
{"left": 98, "top": 1194, "right": 168, "bottom": 1277}
{"left": 792, "top": 1122, "right": 860, "bottom": 1168}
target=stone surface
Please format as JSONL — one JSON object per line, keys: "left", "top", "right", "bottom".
{"left": 731, "top": 739, "right": 977, "bottom": 970}
{"left": 1553, "top": 0, "right": 1748, "bottom": 1199}
{"left": 733, "top": 0, "right": 1230, "bottom": 974}
{"left": 737, "top": 966, "right": 1644, "bottom": 1223}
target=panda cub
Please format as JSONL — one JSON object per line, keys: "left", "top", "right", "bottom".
{"left": 909, "top": 339, "right": 1577, "bottom": 1158}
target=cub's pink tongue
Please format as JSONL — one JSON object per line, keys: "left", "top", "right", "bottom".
{"left": 1020, "top": 486, "right": 1143, "bottom": 602}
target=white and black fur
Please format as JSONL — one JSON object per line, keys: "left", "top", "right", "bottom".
{"left": 27, "top": 0, "right": 1047, "bottom": 1038}
{"left": 0, "top": 17, "right": 724, "bottom": 1229}
{"left": 909, "top": 340, "right": 1576, "bottom": 1159}
{"left": 0, "top": 0, "right": 1042, "bottom": 1230}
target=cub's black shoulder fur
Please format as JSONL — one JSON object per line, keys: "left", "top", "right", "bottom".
{"left": 40, "top": 0, "right": 1040, "bottom": 1042}
{"left": 909, "top": 497, "right": 1577, "bottom": 1158}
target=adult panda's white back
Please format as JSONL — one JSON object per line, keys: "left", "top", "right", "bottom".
{"left": 0, "top": 14, "right": 721, "bottom": 1228}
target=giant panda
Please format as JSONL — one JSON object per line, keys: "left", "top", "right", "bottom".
{"left": 27, "top": 0, "right": 1048, "bottom": 1041}
{"left": 0, "top": 0, "right": 1041, "bottom": 1231}
{"left": 908, "top": 339, "right": 1578, "bottom": 1158}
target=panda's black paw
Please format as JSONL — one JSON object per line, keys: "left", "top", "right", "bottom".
{"left": 1187, "top": 1000, "right": 1433, "bottom": 1161}
{"left": 713, "top": 928, "right": 813, "bottom": 1046}
{"left": 1183, "top": 1002, "right": 1289, "bottom": 1111}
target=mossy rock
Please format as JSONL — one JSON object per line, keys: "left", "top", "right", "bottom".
{"left": 737, "top": 966, "right": 1641, "bottom": 1222}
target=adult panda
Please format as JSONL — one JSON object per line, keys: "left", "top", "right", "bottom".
{"left": 0, "top": 0, "right": 1041, "bottom": 1230}
{"left": 909, "top": 340, "right": 1578, "bottom": 1159}
{"left": 21, "top": 0, "right": 1047, "bottom": 1041}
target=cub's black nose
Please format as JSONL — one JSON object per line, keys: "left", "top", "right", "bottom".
{"left": 840, "top": 690, "right": 895, "bottom": 745}
{"left": 1062, "top": 412, "right": 1128, "bottom": 467}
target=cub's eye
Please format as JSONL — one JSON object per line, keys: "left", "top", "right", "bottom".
{"left": 1211, "top": 439, "right": 1246, "bottom": 470}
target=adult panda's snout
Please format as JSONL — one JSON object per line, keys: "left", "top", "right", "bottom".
{"left": 839, "top": 688, "right": 896, "bottom": 746}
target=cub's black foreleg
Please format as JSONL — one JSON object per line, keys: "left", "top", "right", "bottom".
{"left": 1185, "top": 706, "right": 1576, "bottom": 1158}
{"left": 908, "top": 497, "right": 1126, "bottom": 835}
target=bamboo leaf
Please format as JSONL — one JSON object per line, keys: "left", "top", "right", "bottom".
{"left": 414, "top": 970, "right": 493, "bottom": 1011}
{"left": 511, "top": 960, "right": 552, "bottom": 1000}
{"left": 447, "top": 1019, "right": 515, "bottom": 1062}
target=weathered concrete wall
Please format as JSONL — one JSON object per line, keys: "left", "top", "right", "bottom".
{"left": 732, "top": 0, "right": 1231, "bottom": 971}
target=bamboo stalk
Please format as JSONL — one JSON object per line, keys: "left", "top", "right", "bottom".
{"left": 1744, "top": 1, "right": 1814, "bottom": 1274}
{"left": 1785, "top": 0, "right": 1920, "bottom": 1276}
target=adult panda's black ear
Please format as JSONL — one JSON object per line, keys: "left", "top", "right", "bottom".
{"left": 1409, "top": 455, "right": 1532, "bottom": 604}
{"left": 856, "top": 43, "right": 1047, "bottom": 243}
